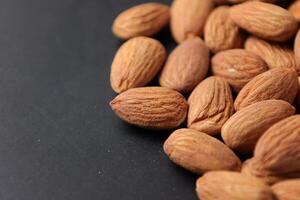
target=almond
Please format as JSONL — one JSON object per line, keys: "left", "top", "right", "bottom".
{"left": 112, "top": 3, "right": 170, "bottom": 40}
{"left": 294, "top": 30, "right": 300, "bottom": 75}
{"left": 187, "top": 76, "right": 234, "bottom": 136}
{"left": 222, "top": 100, "right": 295, "bottom": 154}
{"left": 215, "top": 0, "right": 280, "bottom": 4}
{"left": 211, "top": 49, "right": 267, "bottom": 92}
{"left": 170, "top": 0, "right": 214, "bottom": 43}
{"left": 230, "top": 2, "right": 298, "bottom": 42}
{"left": 245, "top": 36, "right": 297, "bottom": 72}
{"left": 159, "top": 37, "right": 209, "bottom": 93}
{"left": 163, "top": 129, "right": 241, "bottom": 174}
{"left": 110, "top": 37, "right": 166, "bottom": 93}
{"left": 196, "top": 171, "right": 273, "bottom": 200}
{"left": 289, "top": 0, "right": 300, "bottom": 22}
{"left": 234, "top": 68, "right": 298, "bottom": 111}
{"left": 204, "top": 6, "right": 244, "bottom": 53}
{"left": 272, "top": 179, "right": 300, "bottom": 200}
{"left": 296, "top": 77, "right": 300, "bottom": 110}
{"left": 110, "top": 87, "right": 188, "bottom": 130}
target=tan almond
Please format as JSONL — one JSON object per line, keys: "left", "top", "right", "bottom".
{"left": 289, "top": 0, "right": 300, "bottom": 22}
{"left": 159, "top": 37, "right": 209, "bottom": 93}
{"left": 211, "top": 49, "right": 267, "bottom": 92}
{"left": 204, "top": 6, "right": 244, "bottom": 53}
{"left": 163, "top": 129, "right": 241, "bottom": 174}
{"left": 187, "top": 76, "right": 234, "bottom": 136}
{"left": 230, "top": 2, "right": 298, "bottom": 42}
{"left": 245, "top": 36, "right": 297, "bottom": 72}
{"left": 234, "top": 68, "right": 298, "bottom": 111}
{"left": 272, "top": 179, "right": 300, "bottom": 200}
{"left": 110, "top": 87, "right": 187, "bottom": 130}
{"left": 110, "top": 37, "right": 166, "bottom": 93}
{"left": 294, "top": 30, "right": 300, "bottom": 75}
{"left": 222, "top": 100, "right": 295, "bottom": 154}
{"left": 112, "top": 3, "right": 170, "bottom": 40}
{"left": 196, "top": 171, "right": 273, "bottom": 200}
{"left": 170, "top": 0, "right": 214, "bottom": 43}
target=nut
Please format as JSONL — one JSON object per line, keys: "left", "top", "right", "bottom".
{"left": 272, "top": 179, "right": 300, "bottom": 200}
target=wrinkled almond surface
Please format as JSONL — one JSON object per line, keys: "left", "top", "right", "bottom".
{"left": 112, "top": 3, "right": 170, "bottom": 39}
{"left": 188, "top": 76, "right": 234, "bottom": 136}
{"left": 163, "top": 129, "right": 241, "bottom": 174}
{"left": 272, "top": 179, "right": 300, "bottom": 200}
{"left": 159, "top": 37, "right": 209, "bottom": 93}
{"left": 110, "top": 87, "right": 188, "bottom": 129}
{"left": 110, "top": 37, "right": 166, "bottom": 93}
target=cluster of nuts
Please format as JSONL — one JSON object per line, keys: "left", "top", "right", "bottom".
{"left": 109, "top": 0, "right": 300, "bottom": 199}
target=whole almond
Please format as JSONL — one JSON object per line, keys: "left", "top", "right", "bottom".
{"left": 294, "top": 30, "right": 300, "bottom": 75}
{"left": 230, "top": 2, "right": 298, "bottom": 42}
{"left": 112, "top": 3, "right": 170, "bottom": 40}
{"left": 212, "top": 49, "right": 267, "bottom": 92}
{"left": 110, "top": 87, "right": 187, "bottom": 130}
{"left": 170, "top": 0, "right": 214, "bottom": 43}
{"left": 289, "top": 0, "right": 300, "bottom": 22}
{"left": 204, "top": 6, "right": 244, "bottom": 53}
{"left": 222, "top": 100, "right": 295, "bottom": 154}
{"left": 245, "top": 36, "right": 297, "bottom": 72}
{"left": 163, "top": 128, "right": 241, "bottom": 174}
{"left": 234, "top": 68, "right": 298, "bottom": 111}
{"left": 272, "top": 179, "right": 300, "bottom": 200}
{"left": 110, "top": 37, "right": 166, "bottom": 93}
{"left": 187, "top": 76, "right": 234, "bottom": 136}
{"left": 196, "top": 171, "right": 273, "bottom": 200}
{"left": 159, "top": 37, "right": 209, "bottom": 93}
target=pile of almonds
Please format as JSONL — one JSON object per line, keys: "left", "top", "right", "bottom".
{"left": 109, "top": 1, "right": 300, "bottom": 199}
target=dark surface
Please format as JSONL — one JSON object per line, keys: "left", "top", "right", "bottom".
{"left": 0, "top": 0, "right": 198, "bottom": 199}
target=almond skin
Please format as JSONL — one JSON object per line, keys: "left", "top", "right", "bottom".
{"left": 110, "top": 87, "right": 188, "bottom": 130}
{"left": 204, "top": 6, "right": 244, "bottom": 53}
{"left": 187, "top": 76, "right": 234, "bottom": 136}
{"left": 159, "top": 37, "right": 209, "bottom": 93}
{"left": 196, "top": 171, "right": 273, "bottom": 200}
{"left": 215, "top": 0, "right": 280, "bottom": 4}
{"left": 222, "top": 100, "right": 295, "bottom": 154}
{"left": 245, "top": 36, "right": 297, "bottom": 72}
{"left": 294, "top": 30, "right": 300, "bottom": 75}
{"left": 234, "top": 68, "right": 299, "bottom": 111}
{"left": 212, "top": 49, "right": 267, "bottom": 92}
{"left": 110, "top": 37, "right": 166, "bottom": 93}
{"left": 163, "top": 129, "right": 241, "bottom": 174}
{"left": 272, "top": 179, "right": 300, "bottom": 200}
{"left": 296, "top": 77, "right": 300, "bottom": 110}
{"left": 289, "top": 0, "right": 300, "bottom": 22}
{"left": 112, "top": 3, "right": 170, "bottom": 40}
{"left": 170, "top": 0, "right": 214, "bottom": 43}
{"left": 230, "top": 2, "right": 298, "bottom": 42}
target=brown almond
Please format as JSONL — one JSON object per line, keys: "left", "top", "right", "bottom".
{"left": 110, "top": 87, "right": 187, "bottom": 130}
{"left": 170, "top": 0, "right": 214, "bottom": 43}
{"left": 294, "top": 30, "right": 300, "bottom": 75}
{"left": 204, "top": 6, "right": 244, "bottom": 53}
{"left": 196, "top": 171, "right": 273, "bottom": 200}
{"left": 234, "top": 68, "right": 299, "bottom": 111}
{"left": 112, "top": 3, "right": 170, "bottom": 40}
{"left": 159, "top": 37, "right": 209, "bottom": 93}
{"left": 187, "top": 76, "right": 234, "bottom": 136}
{"left": 289, "top": 0, "right": 300, "bottom": 22}
{"left": 230, "top": 2, "right": 298, "bottom": 42}
{"left": 110, "top": 37, "right": 166, "bottom": 93}
{"left": 222, "top": 100, "right": 295, "bottom": 154}
{"left": 272, "top": 179, "right": 300, "bottom": 200}
{"left": 212, "top": 49, "right": 267, "bottom": 92}
{"left": 163, "top": 129, "right": 241, "bottom": 174}
{"left": 245, "top": 36, "right": 297, "bottom": 72}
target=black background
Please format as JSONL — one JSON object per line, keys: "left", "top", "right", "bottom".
{"left": 0, "top": 0, "right": 199, "bottom": 199}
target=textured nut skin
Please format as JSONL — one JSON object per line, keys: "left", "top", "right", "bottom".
{"left": 215, "top": 0, "right": 280, "bottom": 4}
{"left": 196, "top": 171, "right": 273, "bottom": 200}
{"left": 230, "top": 2, "right": 298, "bottom": 42}
{"left": 112, "top": 3, "right": 170, "bottom": 40}
{"left": 289, "top": 0, "right": 300, "bottom": 22}
{"left": 272, "top": 179, "right": 300, "bottom": 200}
{"left": 110, "top": 87, "right": 188, "bottom": 130}
{"left": 170, "top": 0, "right": 214, "bottom": 43}
{"left": 234, "top": 68, "right": 299, "bottom": 111}
{"left": 204, "top": 6, "right": 244, "bottom": 53}
{"left": 245, "top": 36, "right": 297, "bottom": 73}
{"left": 222, "top": 100, "right": 295, "bottom": 154}
{"left": 296, "top": 77, "right": 300, "bottom": 110}
{"left": 212, "top": 49, "right": 267, "bottom": 92}
{"left": 159, "top": 37, "right": 209, "bottom": 93}
{"left": 294, "top": 30, "right": 300, "bottom": 75}
{"left": 110, "top": 37, "right": 166, "bottom": 93}
{"left": 187, "top": 76, "right": 234, "bottom": 136}
{"left": 163, "top": 129, "right": 241, "bottom": 174}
